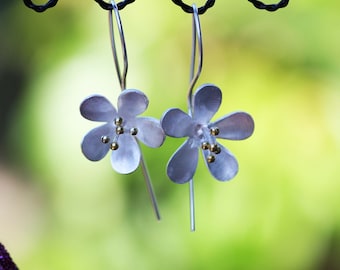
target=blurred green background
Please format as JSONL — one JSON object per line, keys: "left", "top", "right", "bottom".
{"left": 1, "top": 0, "right": 340, "bottom": 269}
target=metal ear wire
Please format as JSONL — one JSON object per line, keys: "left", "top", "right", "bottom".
{"left": 187, "top": 4, "right": 203, "bottom": 232}
{"left": 108, "top": 0, "right": 161, "bottom": 220}
{"left": 95, "top": 0, "right": 135, "bottom": 10}
{"left": 248, "top": 0, "right": 289, "bottom": 11}
{"left": 108, "top": 0, "right": 128, "bottom": 90}
{"left": 188, "top": 4, "right": 203, "bottom": 116}
{"left": 23, "top": 0, "right": 58, "bottom": 12}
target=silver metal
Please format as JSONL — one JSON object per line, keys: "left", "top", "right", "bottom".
{"left": 107, "top": 2, "right": 161, "bottom": 220}
{"left": 189, "top": 179, "right": 195, "bottom": 232}
{"left": 109, "top": 0, "right": 128, "bottom": 90}
{"left": 188, "top": 4, "right": 203, "bottom": 116}
{"left": 138, "top": 140, "right": 161, "bottom": 221}
{"left": 188, "top": 4, "right": 203, "bottom": 232}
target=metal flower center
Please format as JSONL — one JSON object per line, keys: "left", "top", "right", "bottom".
{"left": 100, "top": 116, "right": 138, "bottom": 150}
{"left": 200, "top": 127, "right": 220, "bottom": 163}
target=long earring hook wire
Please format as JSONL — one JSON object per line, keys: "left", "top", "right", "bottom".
{"left": 188, "top": 4, "right": 203, "bottom": 232}
{"left": 108, "top": 0, "right": 161, "bottom": 220}
{"left": 188, "top": 4, "right": 203, "bottom": 116}
{"left": 108, "top": 1, "right": 128, "bottom": 90}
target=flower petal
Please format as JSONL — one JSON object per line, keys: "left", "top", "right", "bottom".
{"left": 193, "top": 84, "right": 222, "bottom": 123}
{"left": 203, "top": 143, "right": 238, "bottom": 181}
{"left": 161, "top": 108, "right": 194, "bottom": 138}
{"left": 211, "top": 112, "right": 255, "bottom": 140}
{"left": 80, "top": 95, "right": 117, "bottom": 122}
{"left": 111, "top": 134, "right": 141, "bottom": 174}
{"left": 81, "top": 123, "right": 113, "bottom": 161}
{"left": 118, "top": 89, "right": 148, "bottom": 118}
{"left": 167, "top": 139, "right": 198, "bottom": 184}
{"left": 135, "top": 117, "right": 165, "bottom": 148}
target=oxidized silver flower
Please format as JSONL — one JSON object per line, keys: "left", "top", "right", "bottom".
{"left": 161, "top": 84, "right": 254, "bottom": 183}
{"left": 80, "top": 89, "right": 165, "bottom": 174}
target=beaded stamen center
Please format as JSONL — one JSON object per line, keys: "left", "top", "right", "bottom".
{"left": 100, "top": 116, "right": 138, "bottom": 150}
{"left": 200, "top": 127, "right": 221, "bottom": 163}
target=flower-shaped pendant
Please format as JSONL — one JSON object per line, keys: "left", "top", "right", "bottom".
{"left": 161, "top": 83, "right": 254, "bottom": 183}
{"left": 80, "top": 89, "right": 165, "bottom": 174}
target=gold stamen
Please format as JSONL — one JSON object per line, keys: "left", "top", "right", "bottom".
{"left": 116, "top": 126, "right": 124, "bottom": 135}
{"left": 201, "top": 142, "right": 210, "bottom": 150}
{"left": 110, "top": 142, "right": 119, "bottom": 150}
{"left": 210, "top": 127, "right": 220, "bottom": 136}
{"left": 130, "top": 127, "right": 138, "bottom": 136}
{"left": 210, "top": 144, "right": 218, "bottom": 153}
{"left": 114, "top": 117, "right": 123, "bottom": 126}
{"left": 101, "top": 136, "right": 110, "bottom": 144}
{"left": 214, "top": 146, "right": 221, "bottom": 154}
{"left": 207, "top": 155, "right": 215, "bottom": 163}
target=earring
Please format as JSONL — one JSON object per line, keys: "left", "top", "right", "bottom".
{"left": 80, "top": 0, "right": 165, "bottom": 220}
{"left": 161, "top": 2, "right": 255, "bottom": 231}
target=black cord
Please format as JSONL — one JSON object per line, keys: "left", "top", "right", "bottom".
{"left": 23, "top": 0, "right": 288, "bottom": 12}
{"left": 248, "top": 0, "right": 289, "bottom": 11}
{"left": 94, "top": 0, "right": 135, "bottom": 10}
{"left": 171, "top": 0, "right": 215, "bottom": 14}
{"left": 23, "top": 0, "right": 58, "bottom": 12}
{"left": 23, "top": 0, "right": 135, "bottom": 12}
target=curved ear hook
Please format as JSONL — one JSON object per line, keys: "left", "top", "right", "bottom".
{"left": 94, "top": 0, "right": 135, "bottom": 10}
{"left": 187, "top": 4, "right": 203, "bottom": 232}
{"left": 188, "top": 4, "right": 203, "bottom": 115}
{"left": 172, "top": 0, "right": 215, "bottom": 15}
{"left": 23, "top": 0, "right": 58, "bottom": 12}
{"left": 248, "top": 0, "right": 289, "bottom": 11}
{"left": 108, "top": 1, "right": 128, "bottom": 90}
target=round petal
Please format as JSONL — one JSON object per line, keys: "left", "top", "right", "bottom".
{"left": 161, "top": 108, "right": 194, "bottom": 138}
{"left": 193, "top": 84, "right": 222, "bottom": 123}
{"left": 202, "top": 143, "right": 238, "bottom": 181}
{"left": 110, "top": 134, "right": 141, "bottom": 174}
{"left": 80, "top": 95, "right": 117, "bottom": 122}
{"left": 118, "top": 89, "right": 148, "bottom": 118}
{"left": 81, "top": 123, "right": 113, "bottom": 161}
{"left": 135, "top": 117, "right": 165, "bottom": 148}
{"left": 167, "top": 139, "right": 198, "bottom": 184}
{"left": 211, "top": 112, "right": 255, "bottom": 140}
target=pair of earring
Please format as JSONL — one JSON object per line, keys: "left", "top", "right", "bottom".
{"left": 80, "top": 0, "right": 254, "bottom": 231}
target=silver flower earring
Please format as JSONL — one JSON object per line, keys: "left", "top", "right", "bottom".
{"left": 80, "top": 0, "right": 165, "bottom": 220}
{"left": 161, "top": 2, "right": 255, "bottom": 231}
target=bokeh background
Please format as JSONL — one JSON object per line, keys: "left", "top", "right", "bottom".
{"left": 1, "top": 0, "right": 340, "bottom": 269}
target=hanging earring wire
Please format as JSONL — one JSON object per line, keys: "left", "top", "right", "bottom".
{"left": 23, "top": 0, "right": 58, "bottom": 12}
{"left": 108, "top": 0, "right": 161, "bottom": 220}
{"left": 108, "top": 1, "right": 128, "bottom": 90}
{"left": 248, "top": 0, "right": 289, "bottom": 11}
{"left": 95, "top": 0, "right": 135, "bottom": 10}
{"left": 188, "top": 4, "right": 203, "bottom": 116}
{"left": 187, "top": 4, "right": 203, "bottom": 232}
